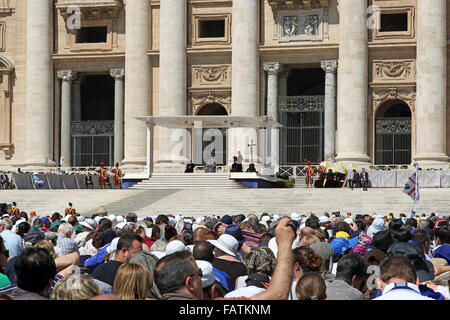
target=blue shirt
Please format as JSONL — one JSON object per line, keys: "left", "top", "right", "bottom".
{"left": 0, "top": 230, "right": 24, "bottom": 258}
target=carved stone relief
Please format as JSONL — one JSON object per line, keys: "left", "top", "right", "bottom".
{"left": 191, "top": 65, "right": 231, "bottom": 88}
{"left": 373, "top": 60, "right": 415, "bottom": 83}
{"left": 277, "top": 10, "right": 324, "bottom": 41}
{"left": 370, "top": 86, "right": 416, "bottom": 117}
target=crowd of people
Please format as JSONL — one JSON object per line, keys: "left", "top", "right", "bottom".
{"left": 0, "top": 204, "right": 449, "bottom": 301}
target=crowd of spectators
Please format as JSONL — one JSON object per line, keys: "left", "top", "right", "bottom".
{"left": 0, "top": 206, "right": 449, "bottom": 301}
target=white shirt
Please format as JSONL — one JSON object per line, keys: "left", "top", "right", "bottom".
{"left": 374, "top": 282, "right": 434, "bottom": 300}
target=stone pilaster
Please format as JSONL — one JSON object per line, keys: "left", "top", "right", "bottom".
{"left": 321, "top": 60, "right": 338, "bottom": 162}
{"left": 25, "top": 0, "right": 55, "bottom": 167}
{"left": 123, "top": 0, "right": 150, "bottom": 167}
{"left": 158, "top": 0, "right": 187, "bottom": 163}
{"left": 264, "top": 62, "right": 280, "bottom": 170}
{"left": 57, "top": 70, "right": 77, "bottom": 167}
{"left": 110, "top": 68, "right": 125, "bottom": 165}
{"left": 230, "top": 0, "right": 260, "bottom": 164}
{"left": 415, "top": 0, "right": 449, "bottom": 166}
{"left": 335, "top": 0, "right": 370, "bottom": 164}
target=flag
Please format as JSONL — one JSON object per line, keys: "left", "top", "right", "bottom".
{"left": 403, "top": 164, "right": 420, "bottom": 204}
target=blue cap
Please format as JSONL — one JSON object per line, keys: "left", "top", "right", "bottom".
{"left": 330, "top": 236, "right": 359, "bottom": 257}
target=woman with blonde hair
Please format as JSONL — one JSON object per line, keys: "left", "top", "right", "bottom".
{"left": 113, "top": 263, "right": 153, "bottom": 300}
{"left": 50, "top": 274, "right": 101, "bottom": 300}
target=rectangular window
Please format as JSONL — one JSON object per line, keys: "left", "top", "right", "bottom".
{"left": 380, "top": 13, "right": 408, "bottom": 32}
{"left": 75, "top": 26, "right": 108, "bottom": 43}
{"left": 198, "top": 20, "right": 225, "bottom": 38}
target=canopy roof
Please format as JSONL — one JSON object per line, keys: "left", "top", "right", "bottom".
{"left": 134, "top": 115, "right": 283, "bottom": 129}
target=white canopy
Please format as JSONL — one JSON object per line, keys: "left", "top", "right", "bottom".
{"left": 134, "top": 115, "right": 283, "bottom": 129}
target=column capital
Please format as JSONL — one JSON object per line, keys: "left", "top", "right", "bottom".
{"left": 263, "top": 62, "right": 281, "bottom": 75}
{"left": 321, "top": 60, "right": 338, "bottom": 73}
{"left": 110, "top": 68, "right": 125, "bottom": 80}
{"left": 57, "top": 70, "right": 77, "bottom": 82}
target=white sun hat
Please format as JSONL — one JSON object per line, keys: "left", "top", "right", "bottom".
{"left": 207, "top": 234, "right": 239, "bottom": 258}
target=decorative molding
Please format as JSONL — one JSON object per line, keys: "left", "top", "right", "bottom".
{"left": 71, "top": 121, "right": 114, "bottom": 137}
{"left": 268, "top": 0, "right": 329, "bottom": 10}
{"left": 321, "top": 60, "right": 338, "bottom": 73}
{"left": 278, "top": 96, "right": 324, "bottom": 112}
{"left": 0, "top": 0, "right": 14, "bottom": 14}
{"left": 370, "top": 86, "right": 416, "bottom": 117}
{"left": 191, "top": 91, "right": 231, "bottom": 115}
{"left": 0, "top": 56, "right": 14, "bottom": 159}
{"left": 373, "top": 60, "right": 415, "bottom": 83}
{"left": 376, "top": 119, "right": 411, "bottom": 135}
{"left": 191, "top": 65, "right": 231, "bottom": 88}
{"left": 57, "top": 0, "right": 123, "bottom": 20}
{"left": 372, "top": 6, "right": 415, "bottom": 41}
{"left": 0, "top": 21, "right": 5, "bottom": 52}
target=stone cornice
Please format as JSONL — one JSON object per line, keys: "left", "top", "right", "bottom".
{"left": 56, "top": 0, "right": 123, "bottom": 20}
{"left": 268, "top": 0, "right": 329, "bottom": 10}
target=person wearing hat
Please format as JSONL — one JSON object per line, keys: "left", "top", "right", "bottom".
{"left": 303, "top": 161, "right": 315, "bottom": 189}
{"left": 367, "top": 217, "right": 386, "bottom": 239}
{"left": 208, "top": 234, "right": 247, "bottom": 288}
{"left": 97, "top": 162, "right": 109, "bottom": 189}
{"left": 224, "top": 224, "right": 251, "bottom": 259}
{"left": 64, "top": 203, "right": 76, "bottom": 217}
{"left": 40, "top": 217, "right": 51, "bottom": 232}
{"left": 195, "top": 260, "right": 225, "bottom": 299}
{"left": 111, "top": 162, "right": 123, "bottom": 190}
{"left": 75, "top": 219, "right": 97, "bottom": 248}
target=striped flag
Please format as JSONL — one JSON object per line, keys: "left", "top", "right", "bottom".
{"left": 403, "top": 164, "right": 420, "bottom": 204}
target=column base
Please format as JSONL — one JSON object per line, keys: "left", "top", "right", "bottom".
{"left": 121, "top": 157, "right": 147, "bottom": 170}
{"left": 23, "top": 159, "right": 57, "bottom": 168}
{"left": 334, "top": 153, "right": 371, "bottom": 165}
{"left": 414, "top": 153, "right": 449, "bottom": 169}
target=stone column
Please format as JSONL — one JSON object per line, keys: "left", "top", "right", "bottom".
{"left": 321, "top": 60, "right": 338, "bottom": 162}
{"left": 415, "top": 0, "right": 449, "bottom": 166}
{"left": 278, "top": 68, "right": 289, "bottom": 165}
{"left": 110, "top": 68, "right": 125, "bottom": 165}
{"left": 230, "top": 0, "right": 260, "bottom": 164}
{"left": 263, "top": 62, "right": 280, "bottom": 170}
{"left": 25, "top": 0, "right": 54, "bottom": 167}
{"left": 57, "top": 70, "right": 77, "bottom": 167}
{"left": 123, "top": 0, "right": 150, "bottom": 167}
{"left": 72, "top": 76, "right": 82, "bottom": 122}
{"left": 335, "top": 0, "right": 370, "bottom": 164}
{"left": 159, "top": 0, "right": 187, "bottom": 163}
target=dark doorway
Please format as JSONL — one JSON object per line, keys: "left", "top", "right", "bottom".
{"left": 375, "top": 100, "right": 412, "bottom": 165}
{"left": 195, "top": 103, "right": 228, "bottom": 165}
{"left": 279, "top": 68, "right": 325, "bottom": 165}
{"left": 81, "top": 75, "right": 114, "bottom": 121}
{"left": 72, "top": 74, "right": 115, "bottom": 167}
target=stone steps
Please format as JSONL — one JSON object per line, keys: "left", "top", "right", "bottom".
{"left": 1, "top": 188, "right": 449, "bottom": 218}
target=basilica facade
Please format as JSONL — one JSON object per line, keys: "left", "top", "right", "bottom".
{"left": 0, "top": 0, "right": 448, "bottom": 171}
